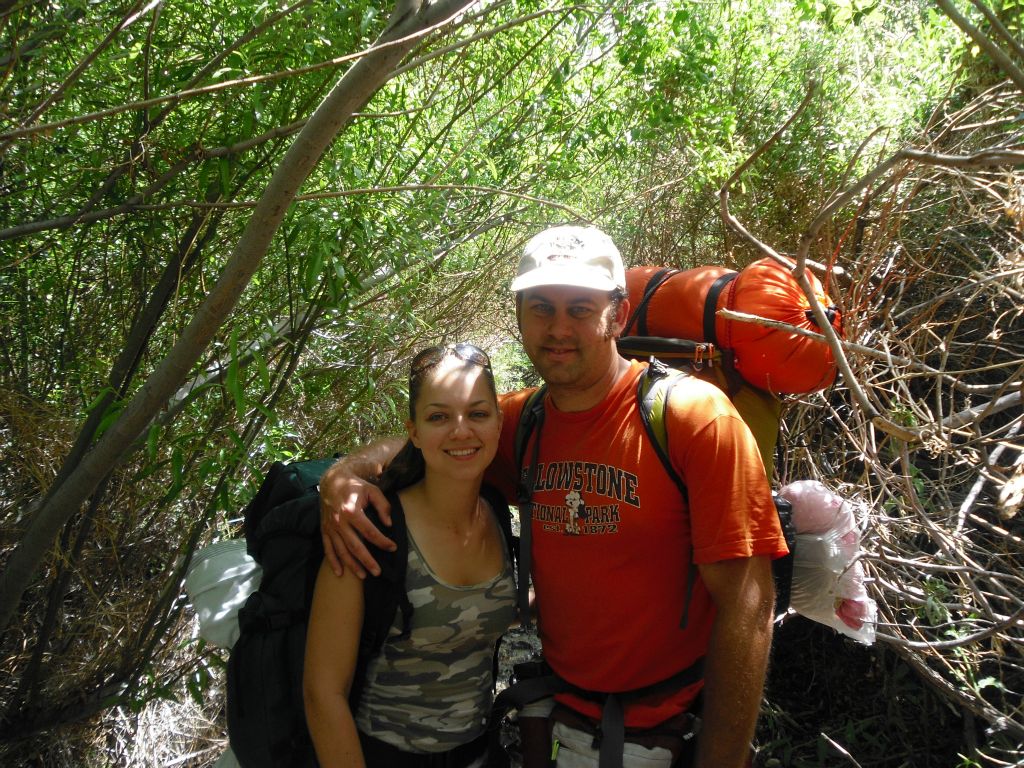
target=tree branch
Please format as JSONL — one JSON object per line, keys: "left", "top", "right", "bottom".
{"left": 936, "top": 0, "right": 1024, "bottom": 94}
{"left": 0, "top": 120, "right": 307, "bottom": 243}
{"left": 0, "top": 0, "right": 156, "bottom": 156}
{"left": 900, "top": 147, "right": 1024, "bottom": 168}
{"left": 943, "top": 391, "right": 1022, "bottom": 432}
{"left": 0, "top": 0, "right": 478, "bottom": 143}
{"left": 0, "top": 0, "right": 478, "bottom": 636}
{"left": 718, "top": 81, "right": 818, "bottom": 264}
{"left": 718, "top": 81, "right": 922, "bottom": 441}
{"left": 969, "top": 0, "right": 1024, "bottom": 61}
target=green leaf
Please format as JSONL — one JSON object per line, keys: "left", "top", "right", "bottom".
{"left": 95, "top": 398, "right": 125, "bottom": 440}
{"left": 217, "top": 481, "right": 231, "bottom": 513}
{"left": 252, "top": 401, "right": 278, "bottom": 424}
{"left": 146, "top": 423, "right": 160, "bottom": 463}
{"left": 197, "top": 457, "right": 220, "bottom": 482}
{"left": 167, "top": 446, "right": 184, "bottom": 499}
{"left": 254, "top": 347, "right": 270, "bottom": 392}
{"left": 225, "top": 330, "right": 245, "bottom": 420}
{"left": 224, "top": 427, "right": 246, "bottom": 453}
{"left": 85, "top": 387, "right": 116, "bottom": 414}
{"left": 302, "top": 243, "right": 327, "bottom": 295}
{"left": 218, "top": 157, "right": 231, "bottom": 195}
{"left": 359, "top": 7, "right": 378, "bottom": 37}
{"left": 974, "top": 676, "right": 1003, "bottom": 691}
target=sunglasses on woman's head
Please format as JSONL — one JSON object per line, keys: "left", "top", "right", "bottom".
{"left": 410, "top": 343, "right": 491, "bottom": 377}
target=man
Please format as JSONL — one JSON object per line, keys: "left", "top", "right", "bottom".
{"left": 319, "top": 225, "right": 787, "bottom": 768}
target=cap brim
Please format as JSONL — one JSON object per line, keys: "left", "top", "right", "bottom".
{"left": 510, "top": 265, "right": 620, "bottom": 293}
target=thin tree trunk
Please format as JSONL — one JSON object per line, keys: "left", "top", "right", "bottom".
{"left": 0, "top": 0, "right": 477, "bottom": 635}
{"left": 936, "top": 0, "right": 1024, "bottom": 93}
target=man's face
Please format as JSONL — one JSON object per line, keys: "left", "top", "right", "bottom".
{"left": 517, "top": 285, "right": 626, "bottom": 389}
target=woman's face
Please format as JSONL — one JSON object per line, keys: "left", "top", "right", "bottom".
{"left": 407, "top": 358, "right": 502, "bottom": 481}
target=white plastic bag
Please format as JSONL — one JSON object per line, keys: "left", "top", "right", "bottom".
{"left": 779, "top": 481, "right": 876, "bottom": 645}
{"left": 788, "top": 528, "right": 849, "bottom": 574}
{"left": 184, "top": 539, "right": 262, "bottom": 648}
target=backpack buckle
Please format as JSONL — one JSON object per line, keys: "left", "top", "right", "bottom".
{"left": 692, "top": 342, "right": 715, "bottom": 371}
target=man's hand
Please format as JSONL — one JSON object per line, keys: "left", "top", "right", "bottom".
{"left": 318, "top": 439, "right": 405, "bottom": 577}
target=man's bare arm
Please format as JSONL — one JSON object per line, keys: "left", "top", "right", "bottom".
{"left": 319, "top": 437, "right": 405, "bottom": 578}
{"left": 693, "top": 555, "right": 775, "bottom": 768}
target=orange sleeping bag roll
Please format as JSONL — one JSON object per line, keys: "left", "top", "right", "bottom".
{"left": 624, "top": 258, "right": 843, "bottom": 394}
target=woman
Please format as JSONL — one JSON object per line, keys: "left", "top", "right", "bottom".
{"left": 304, "top": 343, "right": 516, "bottom": 768}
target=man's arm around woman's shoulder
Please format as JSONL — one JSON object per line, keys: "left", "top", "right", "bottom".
{"left": 319, "top": 437, "right": 405, "bottom": 577}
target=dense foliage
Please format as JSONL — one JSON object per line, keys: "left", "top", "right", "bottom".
{"left": 1, "top": 0, "right": 1021, "bottom": 765}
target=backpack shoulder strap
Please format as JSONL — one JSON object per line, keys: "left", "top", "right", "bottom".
{"left": 513, "top": 386, "right": 547, "bottom": 474}
{"left": 636, "top": 362, "right": 687, "bottom": 500}
{"left": 513, "top": 387, "right": 547, "bottom": 627}
{"left": 702, "top": 271, "right": 738, "bottom": 348}
{"left": 636, "top": 363, "right": 707, "bottom": 629}
{"left": 350, "top": 492, "right": 411, "bottom": 708}
{"left": 481, "top": 483, "right": 517, "bottom": 572}
{"left": 639, "top": 364, "right": 794, "bottom": 625}
{"left": 480, "top": 482, "right": 519, "bottom": 701}
{"left": 364, "top": 494, "right": 411, "bottom": 638}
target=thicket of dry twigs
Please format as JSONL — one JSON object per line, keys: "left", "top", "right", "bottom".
{"left": 757, "top": 80, "right": 1024, "bottom": 763}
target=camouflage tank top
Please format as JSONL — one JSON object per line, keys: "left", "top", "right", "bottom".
{"left": 355, "top": 511, "right": 516, "bottom": 753}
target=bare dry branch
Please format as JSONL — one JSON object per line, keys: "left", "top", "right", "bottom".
{"left": 937, "top": 0, "right": 1024, "bottom": 94}
{"left": 728, "top": 81, "right": 1024, "bottom": 741}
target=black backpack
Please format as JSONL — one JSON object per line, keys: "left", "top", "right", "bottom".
{"left": 226, "top": 457, "right": 516, "bottom": 768}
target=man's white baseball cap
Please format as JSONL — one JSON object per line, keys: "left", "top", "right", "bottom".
{"left": 511, "top": 225, "right": 626, "bottom": 293}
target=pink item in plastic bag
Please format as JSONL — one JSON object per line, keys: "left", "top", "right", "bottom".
{"left": 834, "top": 562, "right": 872, "bottom": 629}
{"left": 779, "top": 479, "right": 854, "bottom": 535}
{"left": 836, "top": 597, "right": 871, "bottom": 630}
{"left": 780, "top": 480, "right": 877, "bottom": 644}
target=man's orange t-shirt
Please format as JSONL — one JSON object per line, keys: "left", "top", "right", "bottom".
{"left": 487, "top": 360, "right": 786, "bottom": 728}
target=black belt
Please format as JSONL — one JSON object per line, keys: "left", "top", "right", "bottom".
{"left": 489, "top": 656, "right": 705, "bottom": 768}
{"left": 359, "top": 729, "right": 488, "bottom": 768}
